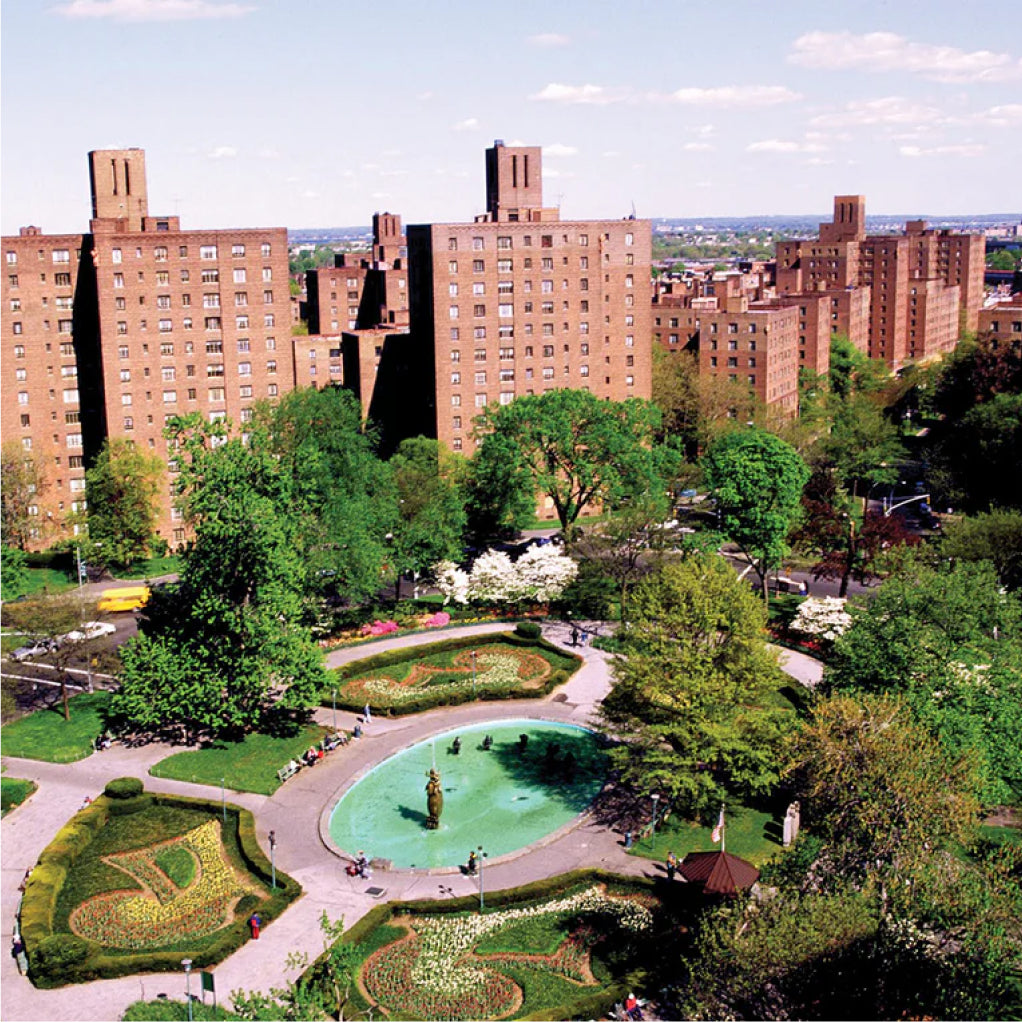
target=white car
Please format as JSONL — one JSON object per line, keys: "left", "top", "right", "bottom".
{"left": 61, "top": 621, "right": 117, "bottom": 643}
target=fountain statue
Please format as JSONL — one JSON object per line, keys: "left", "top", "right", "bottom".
{"left": 425, "top": 767, "right": 443, "bottom": 829}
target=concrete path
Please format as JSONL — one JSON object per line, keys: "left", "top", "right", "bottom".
{"left": 1, "top": 620, "right": 818, "bottom": 1022}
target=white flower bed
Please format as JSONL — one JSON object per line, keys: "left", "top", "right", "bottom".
{"left": 791, "top": 596, "right": 853, "bottom": 642}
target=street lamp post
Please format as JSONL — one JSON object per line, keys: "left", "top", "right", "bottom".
{"left": 181, "top": 959, "right": 193, "bottom": 1022}
{"left": 268, "top": 830, "right": 277, "bottom": 890}
{"left": 476, "top": 845, "right": 488, "bottom": 913}
{"left": 650, "top": 794, "right": 661, "bottom": 838}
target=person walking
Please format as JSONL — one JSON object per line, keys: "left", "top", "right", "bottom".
{"left": 466, "top": 850, "right": 478, "bottom": 875}
{"left": 363, "top": 703, "right": 372, "bottom": 724}
{"left": 666, "top": 850, "right": 677, "bottom": 881}
{"left": 248, "top": 912, "right": 262, "bottom": 939}
{"left": 11, "top": 936, "right": 28, "bottom": 975}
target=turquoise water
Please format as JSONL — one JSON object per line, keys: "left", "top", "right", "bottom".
{"left": 328, "top": 720, "right": 609, "bottom": 869}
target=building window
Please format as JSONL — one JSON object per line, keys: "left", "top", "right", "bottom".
{"left": 448, "top": 260, "right": 458, "bottom": 273}
{"left": 451, "top": 372, "right": 461, "bottom": 385}
{"left": 475, "top": 371, "right": 487, "bottom": 385}
{"left": 266, "top": 360, "right": 277, "bottom": 374}
{"left": 236, "top": 315, "right": 249, "bottom": 330}
{"left": 473, "top": 304, "right": 485, "bottom": 317}
{"left": 204, "top": 317, "right": 221, "bottom": 331}
{"left": 452, "top": 437, "right": 463, "bottom": 451}
{"left": 472, "top": 237, "right": 484, "bottom": 251}
{"left": 474, "top": 349, "right": 487, "bottom": 362}
{"left": 200, "top": 245, "right": 217, "bottom": 260}
{"left": 449, "top": 305, "right": 459, "bottom": 320}
{"left": 238, "top": 361, "right": 252, "bottom": 375}
{"left": 163, "top": 390, "right": 177, "bottom": 403}
{"left": 475, "top": 394, "right": 487, "bottom": 407}
{"left": 497, "top": 236, "right": 512, "bottom": 250}
{"left": 449, "top": 283, "right": 459, "bottom": 297}
{"left": 451, "top": 394, "right": 461, "bottom": 406}
{"left": 451, "top": 350, "right": 461, "bottom": 363}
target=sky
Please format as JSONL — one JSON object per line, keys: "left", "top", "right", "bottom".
{"left": 2, "top": 0, "right": 1020, "bottom": 235}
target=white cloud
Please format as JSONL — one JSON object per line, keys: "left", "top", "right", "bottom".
{"left": 899, "top": 143, "right": 986, "bottom": 158}
{"left": 257, "top": 147, "right": 279, "bottom": 160}
{"left": 530, "top": 82, "right": 625, "bottom": 105}
{"left": 789, "top": 30, "right": 1022, "bottom": 83}
{"left": 207, "top": 145, "right": 237, "bottom": 159}
{"left": 669, "top": 85, "right": 801, "bottom": 107}
{"left": 746, "top": 139, "right": 827, "bottom": 153}
{"left": 682, "top": 142, "right": 715, "bottom": 151}
{"left": 544, "top": 143, "right": 578, "bottom": 157}
{"left": 452, "top": 117, "right": 479, "bottom": 131}
{"left": 976, "top": 103, "right": 1022, "bottom": 126}
{"left": 54, "top": 0, "right": 254, "bottom": 20}
{"left": 529, "top": 32, "right": 570, "bottom": 47}
{"left": 814, "top": 95, "right": 948, "bottom": 127}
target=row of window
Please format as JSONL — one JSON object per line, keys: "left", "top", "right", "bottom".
{"left": 447, "top": 257, "right": 603, "bottom": 274}
{"left": 449, "top": 277, "right": 629, "bottom": 296}
{"left": 446, "top": 232, "right": 633, "bottom": 251}
{"left": 116, "top": 314, "right": 275, "bottom": 333}
{"left": 106, "top": 242, "right": 272, "bottom": 263}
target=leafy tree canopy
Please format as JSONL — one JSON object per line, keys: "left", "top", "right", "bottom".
{"left": 1, "top": 442, "right": 47, "bottom": 550}
{"left": 827, "top": 557, "right": 1022, "bottom": 804}
{"left": 85, "top": 438, "right": 165, "bottom": 570}
{"left": 474, "top": 389, "right": 679, "bottom": 535}
{"left": 600, "top": 556, "right": 793, "bottom": 817}
{"left": 940, "top": 508, "right": 1022, "bottom": 591}
{"left": 702, "top": 428, "right": 809, "bottom": 599}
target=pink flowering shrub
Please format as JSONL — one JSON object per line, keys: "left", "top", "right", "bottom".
{"left": 360, "top": 619, "right": 400, "bottom": 636}
{"left": 424, "top": 611, "right": 451, "bottom": 628}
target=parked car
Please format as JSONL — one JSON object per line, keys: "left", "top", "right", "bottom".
{"left": 9, "top": 638, "right": 58, "bottom": 662}
{"left": 60, "top": 621, "right": 117, "bottom": 643}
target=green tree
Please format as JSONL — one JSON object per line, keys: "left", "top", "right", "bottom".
{"left": 600, "top": 557, "right": 793, "bottom": 817}
{"left": 462, "top": 429, "right": 536, "bottom": 542}
{"left": 702, "top": 428, "right": 809, "bottom": 601}
{"left": 112, "top": 419, "right": 325, "bottom": 737}
{"left": 940, "top": 508, "right": 1022, "bottom": 591}
{"left": 985, "top": 248, "right": 1019, "bottom": 271}
{"left": 264, "top": 387, "right": 397, "bottom": 604}
{"left": 791, "top": 693, "right": 980, "bottom": 889}
{"left": 827, "top": 558, "right": 1022, "bottom": 804}
{"left": 388, "top": 437, "right": 466, "bottom": 599}
{"left": 85, "top": 438, "right": 165, "bottom": 570}
{"left": 570, "top": 492, "right": 672, "bottom": 622}
{"left": 1, "top": 442, "right": 47, "bottom": 550}
{"left": 1, "top": 545, "right": 29, "bottom": 601}
{"left": 474, "top": 389, "right": 678, "bottom": 537}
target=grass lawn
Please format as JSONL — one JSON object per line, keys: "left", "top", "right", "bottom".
{"left": 629, "top": 802, "right": 781, "bottom": 867}
{"left": 112, "top": 555, "right": 182, "bottom": 580}
{"left": 1, "top": 776, "right": 37, "bottom": 815}
{"left": 122, "top": 1002, "right": 236, "bottom": 1021}
{"left": 0, "top": 691, "right": 111, "bottom": 762}
{"left": 20, "top": 567, "right": 75, "bottom": 597}
{"left": 150, "top": 723, "right": 331, "bottom": 795}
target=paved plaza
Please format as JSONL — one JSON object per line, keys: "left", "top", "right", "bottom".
{"left": 0, "top": 622, "right": 821, "bottom": 1022}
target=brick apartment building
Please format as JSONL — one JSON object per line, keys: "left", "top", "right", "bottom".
{"left": 776, "top": 195, "right": 984, "bottom": 368}
{"left": 401, "top": 141, "right": 652, "bottom": 471}
{"left": 652, "top": 279, "right": 801, "bottom": 414}
{"left": 3, "top": 149, "right": 292, "bottom": 549}
{"left": 978, "top": 291, "right": 1022, "bottom": 344}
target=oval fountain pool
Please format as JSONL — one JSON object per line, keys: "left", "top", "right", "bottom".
{"left": 328, "top": 720, "right": 609, "bottom": 869}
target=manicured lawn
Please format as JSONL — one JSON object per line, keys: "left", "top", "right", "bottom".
{"left": 1, "top": 776, "right": 37, "bottom": 815}
{"left": 112, "top": 555, "right": 183, "bottom": 580}
{"left": 122, "top": 1001, "right": 237, "bottom": 1021}
{"left": 629, "top": 802, "right": 781, "bottom": 867}
{"left": 0, "top": 691, "right": 111, "bottom": 763}
{"left": 150, "top": 723, "right": 331, "bottom": 795}
{"left": 19, "top": 567, "right": 75, "bottom": 597}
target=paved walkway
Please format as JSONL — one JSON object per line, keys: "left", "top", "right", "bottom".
{"left": 1, "top": 620, "right": 820, "bottom": 1022}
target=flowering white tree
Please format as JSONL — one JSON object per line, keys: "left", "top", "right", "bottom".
{"left": 432, "top": 560, "right": 470, "bottom": 605}
{"left": 433, "top": 544, "right": 578, "bottom": 605}
{"left": 514, "top": 543, "right": 578, "bottom": 602}
{"left": 467, "top": 549, "right": 521, "bottom": 603}
{"left": 791, "top": 596, "right": 853, "bottom": 643}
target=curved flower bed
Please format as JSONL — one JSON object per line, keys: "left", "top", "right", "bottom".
{"left": 362, "top": 886, "right": 653, "bottom": 1021}
{"left": 69, "top": 820, "right": 259, "bottom": 949}
{"left": 347, "top": 646, "right": 554, "bottom": 707}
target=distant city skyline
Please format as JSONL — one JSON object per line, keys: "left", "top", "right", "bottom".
{"left": 2, "top": 0, "right": 1020, "bottom": 235}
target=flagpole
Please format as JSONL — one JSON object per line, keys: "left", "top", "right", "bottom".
{"left": 721, "top": 803, "right": 726, "bottom": 853}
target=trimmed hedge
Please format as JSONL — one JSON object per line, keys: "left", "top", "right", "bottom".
{"left": 327, "top": 869, "right": 656, "bottom": 1021}
{"left": 514, "top": 621, "right": 542, "bottom": 640}
{"left": 21, "top": 788, "right": 301, "bottom": 987}
{"left": 328, "top": 631, "right": 582, "bottom": 716}
{"left": 104, "top": 776, "right": 144, "bottom": 799}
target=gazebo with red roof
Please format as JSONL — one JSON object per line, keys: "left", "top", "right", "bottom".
{"left": 678, "top": 850, "right": 760, "bottom": 896}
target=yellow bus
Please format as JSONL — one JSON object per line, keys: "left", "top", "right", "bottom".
{"left": 96, "top": 586, "right": 150, "bottom": 613}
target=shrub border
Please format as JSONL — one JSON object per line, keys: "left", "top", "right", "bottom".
{"left": 21, "top": 785, "right": 301, "bottom": 988}
{"left": 327, "top": 630, "right": 583, "bottom": 716}
{"left": 331, "top": 868, "right": 655, "bottom": 1022}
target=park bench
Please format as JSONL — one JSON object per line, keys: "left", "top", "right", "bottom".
{"left": 276, "top": 760, "right": 301, "bottom": 784}
{"left": 322, "top": 732, "right": 349, "bottom": 752}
